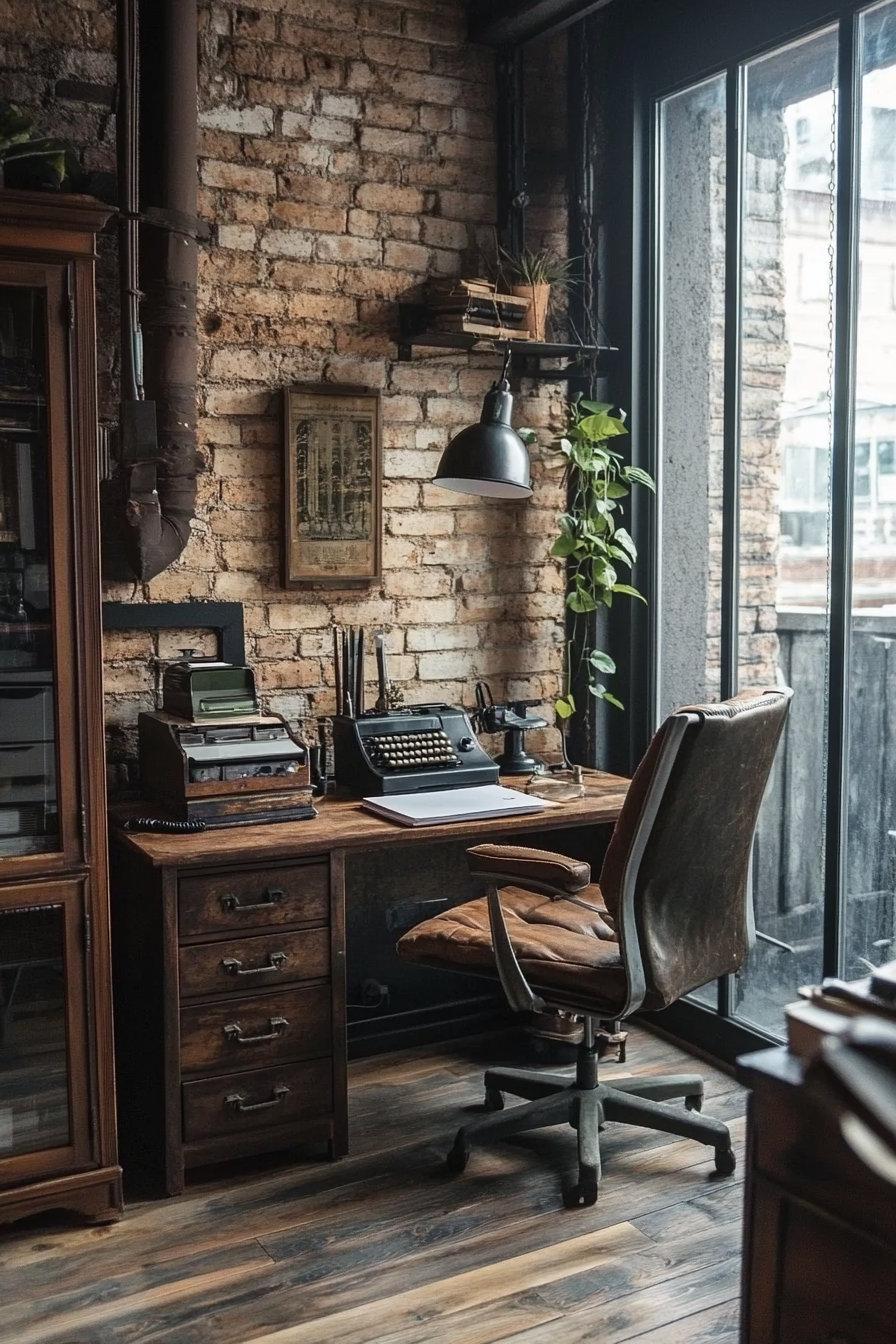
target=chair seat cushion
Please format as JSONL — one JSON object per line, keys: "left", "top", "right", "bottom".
{"left": 396, "top": 883, "right": 627, "bottom": 1013}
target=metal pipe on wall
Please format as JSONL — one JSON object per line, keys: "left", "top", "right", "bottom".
{"left": 121, "top": 0, "right": 200, "bottom": 582}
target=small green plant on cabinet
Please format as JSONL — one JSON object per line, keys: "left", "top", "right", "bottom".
{"left": 519, "top": 398, "right": 655, "bottom": 722}
{"left": 0, "top": 102, "right": 79, "bottom": 191}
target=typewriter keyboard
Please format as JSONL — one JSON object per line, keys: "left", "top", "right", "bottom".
{"left": 366, "top": 729, "right": 459, "bottom": 771}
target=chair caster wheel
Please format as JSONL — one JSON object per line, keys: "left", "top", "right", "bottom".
{"left": 446, "top": 1140, "right": 469, "bottom": 1174}
{"left": 484, "top": 1088, "right": 504, "bottom": 1112}
{"left": 685, "top": 1093, "right": 703, "bottom": 1112}
{"left": 715, "top": 1145, "right": 736, "bottom": 1176}
{"left": 562, "top": 1180, "right": 598, "bottom": 1208}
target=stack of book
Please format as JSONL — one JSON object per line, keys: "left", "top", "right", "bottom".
{"left": 785, "top": 958, "right": 896, "bottom": 1062}
{"left": 425, "top": 279, "right": 531, "bottom": 341}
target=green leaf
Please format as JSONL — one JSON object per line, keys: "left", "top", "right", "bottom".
{"left": 577, "top": 400, "right": 613, "bottom": 414}
{"left": 613, "top": 583, "right": 647, "bottom": 603}
{"left": 613, "top": 528, "right": 637, "bottom": 560}
{"left": 622, "top": 466, "right": 656, "bottom": 492}
{"left": 592, "top": 559, "right": 617, "bottom": 589}
{"left": 588, "top": 683, "right": 624, "bottom": 710}
{"left": 550, "top": 534, "right": 577, "bottom": 558}
{"left": 604, "top": 481, "right": 630, "bottom": 498}
{"left": 517, "top": 427, "right": 538, "bottom": 445}
{"left": 567, "top": 586, "right": 598, "bottom": 613}
{"left": 608, "top": 545, "right": 633, "bottom": 566}
{"left": 555, "top": 695, "right": 575, "bottom": 719}
{"left": 588, "top": 650, "right": 616, "bottom": 673}
{"left": 577, "top": 413, "right": 629, "bottom": 442}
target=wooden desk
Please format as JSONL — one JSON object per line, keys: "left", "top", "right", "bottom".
{"left": 109, "top": 773, "right": 628, "bottom": 1195}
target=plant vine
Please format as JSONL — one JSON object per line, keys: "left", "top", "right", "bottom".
{"left": 521, "top": 397, "right": 655, "bottom": 721}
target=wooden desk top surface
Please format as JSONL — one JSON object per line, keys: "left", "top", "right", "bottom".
{"left": 110, "top": 772, "right": 629, "bottom": 869}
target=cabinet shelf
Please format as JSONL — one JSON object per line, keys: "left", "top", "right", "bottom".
{"left": 395, "top": 305, "right": 616, "bottom": 381}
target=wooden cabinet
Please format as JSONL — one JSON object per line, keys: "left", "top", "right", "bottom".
{"left": 739, "top": 1047, "right": 896, "bottom": 1344}
{"left": 110, "top": 841, "right": 346, "bottom": 1196}
{"left": 0, "top": 192, "right": 121, "bottom": 1226}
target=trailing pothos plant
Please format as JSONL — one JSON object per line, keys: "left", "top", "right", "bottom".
{"left": 520, "top": 397, "right": 655, "bottom": 725}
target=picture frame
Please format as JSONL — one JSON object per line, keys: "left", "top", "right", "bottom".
{"left": 282, "top": 383, "right": 382, "bottom": 587}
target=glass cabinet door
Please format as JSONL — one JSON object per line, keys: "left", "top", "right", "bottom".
{"left": 0, "top": 881, "right": 89, "bottom": 1176}
{"left": 0, "top": 278, "right": 64, "bottom": 859}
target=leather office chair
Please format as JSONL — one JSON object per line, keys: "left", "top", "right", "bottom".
{"left": 396, "top": 687, "right": 792, "bottom": 1207}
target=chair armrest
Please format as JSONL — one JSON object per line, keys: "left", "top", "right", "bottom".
{"left": 467, "top": 843, "right": 591, "bottom": 896}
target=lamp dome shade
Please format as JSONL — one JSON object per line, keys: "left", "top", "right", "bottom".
{"left": 433, "top": 384, "right": 533, "bottom": 500}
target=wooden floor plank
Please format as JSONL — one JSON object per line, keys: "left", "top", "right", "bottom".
{"left": 0, "top": 1024, "right": 749, "bottom": 1344}
{"left": 369, "top": 1221, "right": 743, "bottom": 1344}
{"left": 488, "top": 1258, "right": 741, "bottom": 1344}
{"left": 235, "top": 1223, "right": 651, "bottom": 1344}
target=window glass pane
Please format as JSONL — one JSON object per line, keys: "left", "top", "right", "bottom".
{"left": 845, "top": 0, "right": 896, "bottom": 981}
{"left": 0, "top": 285, "right": 59, "bottom": 855}
{"left": 657, "top": 73, "right": 727, "bottom": 724}
{"left": 0, "top": 903, "right": 70, "bottom": 1155}
{"left": 734, "top": 26, "right": 838, "bottom": 1035}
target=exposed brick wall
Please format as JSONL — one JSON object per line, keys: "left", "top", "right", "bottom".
{"left": 1, "top": 0, "right": 570, "bottom": 773}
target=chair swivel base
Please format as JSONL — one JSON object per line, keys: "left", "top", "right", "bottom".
{"left": 446, "top": 1060, "right": 735, "bottom": 1208}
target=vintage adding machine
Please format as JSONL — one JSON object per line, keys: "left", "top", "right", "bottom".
{"left": 138, "top": 654, "right": 315, "bottom": 827}
{"left": 332, "top": 704, "right": 499, "bottom": 796}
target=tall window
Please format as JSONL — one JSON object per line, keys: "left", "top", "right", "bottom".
{"left": 654, "top": 0, "right": 896, "bottom": 1039}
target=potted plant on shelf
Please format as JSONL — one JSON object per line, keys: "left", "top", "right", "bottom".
{"left": 495, "top": 244, "right": 579, "bottom": 342}
{"left": 520, "top": 397, "right": 655, "bottom": 762}
{"left": 0, "top": 102, "right": 78, "bottom": 191}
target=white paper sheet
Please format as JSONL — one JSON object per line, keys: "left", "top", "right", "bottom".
{"left": 361, "top": 784, "right": 557, "bottom": 827}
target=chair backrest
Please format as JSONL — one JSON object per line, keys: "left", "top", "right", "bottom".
{"left": 599, "top": 688, "right": 792, "bottom": 1012}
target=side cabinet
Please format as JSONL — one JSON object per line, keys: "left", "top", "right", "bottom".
{"left": 739, "top": 1047, "right": 896, "bottom": 1344}
{"left": 110, "top": 837, "right": 347, "bottom": 1195}
{"left": 0, "top": 192, "right": 120, "bottom": 1226}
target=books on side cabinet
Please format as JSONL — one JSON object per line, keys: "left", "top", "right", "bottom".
{"left": 785, "top": 959, "right": 896, "bottom": 1062}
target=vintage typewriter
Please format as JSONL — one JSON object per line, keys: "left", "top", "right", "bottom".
{"left": 332, "top": 704, "right": 499, "bottom": 796}
{"left": 137, "top": 654, "right": 314, "bottom": 827}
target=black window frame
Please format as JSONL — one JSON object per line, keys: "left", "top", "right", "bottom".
{"left": 589, "top": 0, "right": 891, "bottom": 1060}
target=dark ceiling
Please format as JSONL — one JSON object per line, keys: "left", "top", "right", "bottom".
{"left": 468, "top": 0, "right": 616, "bottom": 45}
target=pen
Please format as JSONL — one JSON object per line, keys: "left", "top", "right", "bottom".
{"left": 341, "top": 628, "right": 349, "bottom": 716}
{"left": 333, "top": 626, "right": 341, "bottom": 718}
{"left": 375, "top": 632, "right": 388, "bottom": 710}
{"left": 356, "top": 628, "right": 365, "bottom": 715}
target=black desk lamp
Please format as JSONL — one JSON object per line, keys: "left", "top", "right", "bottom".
{"left": 432, "top": 346, "right": 532, "bottom": 500}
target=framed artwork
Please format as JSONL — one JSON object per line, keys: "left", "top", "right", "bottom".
{"left": 282, "top": 384, "right": 382, "bottom": 587}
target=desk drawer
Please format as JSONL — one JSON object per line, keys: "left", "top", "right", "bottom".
{"left": 178, "top": 862, "right": 328, "bottom": 937}
{"left": 180, "top": 985, "right": 332, "bottom": 1074}
{"left": 777, "top": 1198, "right": 896, "bottom": 1343}
{"left": 182, "top": 1058, "right": 333, "bottom": 1143}
{"left": 179, "top": 927, "right": 329, "bottom": 998}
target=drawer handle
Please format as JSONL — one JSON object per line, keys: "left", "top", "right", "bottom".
{"left": 225, "top": 1084, "right": 290, "bottom": 1113}
{"left": 220, "top": 887, "right": 285, "bottom": 914}
{"left": 221, "top": 951, "right": 289, "bottom": 977}
{"left": 223, "top": 1016, "right": 289, "bottom": 1045}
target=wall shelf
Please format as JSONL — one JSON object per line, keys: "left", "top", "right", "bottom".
{"left": 395, "top": 305, "right": 615, "bottom": 381}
